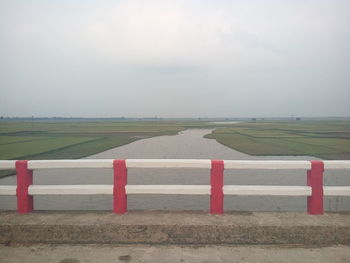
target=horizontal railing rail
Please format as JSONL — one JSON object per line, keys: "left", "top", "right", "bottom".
{"left": 2, "top": 159, "right": 350, "bottom": 170}
{"left": 0, "top": 159, "right": 349, "bottom": 214}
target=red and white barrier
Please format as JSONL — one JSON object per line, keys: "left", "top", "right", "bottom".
{"left": 0, "top": 159, "right": 349, "bottom": 215}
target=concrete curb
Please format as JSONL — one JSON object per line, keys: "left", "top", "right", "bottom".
{"left": 0, "top": 211, "right": 349, "bottom": 245}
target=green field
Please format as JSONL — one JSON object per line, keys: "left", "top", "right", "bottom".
{"left": 205, "top": 120, "right": 350, "bottom": 159}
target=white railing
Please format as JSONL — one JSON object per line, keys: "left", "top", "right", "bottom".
{"left": 0, "top": 159, "right": 349, "bottom": 214}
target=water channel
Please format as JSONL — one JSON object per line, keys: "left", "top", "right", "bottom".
{"left": 0, "top": 129, "right": 349, "bottom": 211}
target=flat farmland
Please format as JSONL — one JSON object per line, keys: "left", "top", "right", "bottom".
{"left": 1, "top": 119, "right": 349, "bottom": 178}
{"left": 205, "top": 120, "right": 350, "bottom": 159}
{"left": 0, "top": 121, "right": 208, "bottom": 161}
{"left": 0, "top": 120, "right": 213, "bottom": 177}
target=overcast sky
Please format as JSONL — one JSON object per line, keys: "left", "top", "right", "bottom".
{"left": 0, "top": 0, "right": 349, "bottom": 118}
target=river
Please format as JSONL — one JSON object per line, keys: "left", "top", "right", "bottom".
{"left": 0, "top": 129, "right": 349, "bottom": 211}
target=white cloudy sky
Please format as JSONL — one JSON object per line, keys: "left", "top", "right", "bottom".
{"left": 0, "top": 0, "right": 349, "bottom": 118}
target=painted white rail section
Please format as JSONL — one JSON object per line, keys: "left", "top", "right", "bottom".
{"left": 1, "top": 159, "right": 349, "bottom": 170}
{"left": 126, "top": 185, "right": 210, "bottom": 195}
{"left": 0, "top": 159, "right": 349, "bottom": 214}
{"left": 3, "top": 185, "right": 346, "bottom": 196}
{"left": 224, "top": 160, "right": 311, "bottom": 170}
{"left": 223, "top": 185, "right": 311, "bottom": 196}
{"left": 28, "top": 185, "right": 112, "bottom": 195}
{"left": 0, "top": 186, "right": 17, "bottom": 195}
{"left": 0, "top": 160, "right": 16, "bottom": 170}
{"left": 28, "top": 159, "right": 114, "bottom": 169}
{"left": 126, "top": 159, "right": 211, "bottom": 169}
{"left": 323, "top": 161, "right": 350, "bottom": 170}
{"left": 324, "top": 187, "right": 350, "bottom": 196}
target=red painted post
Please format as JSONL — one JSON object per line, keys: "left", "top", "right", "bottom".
{"left": 16, "top": 160, "right": 33, "bottom": 213}
{"left": 210, "top": 160, "right": 224, "bottom": 214}
{"left": 307, "top": 161, "right": 324, "bottom": 215}
{"left": 113, "top": 160, "right": 127, "bottom": 214}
